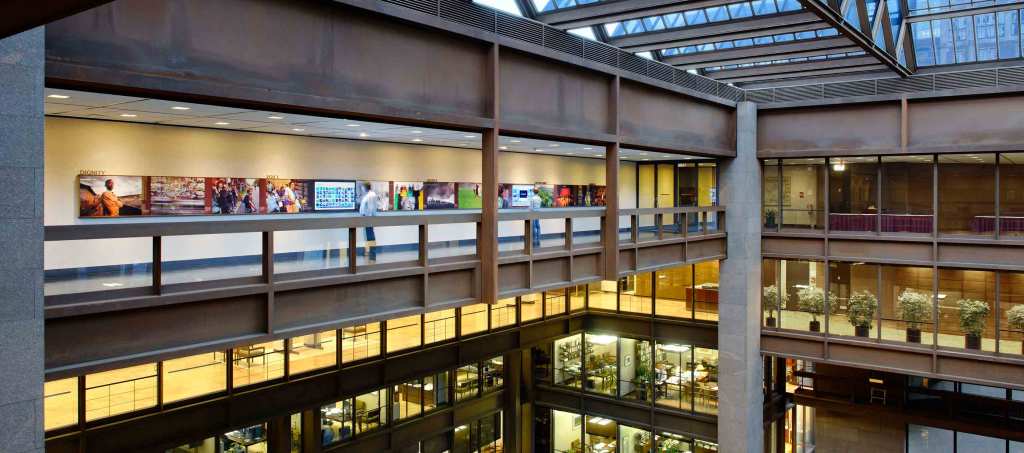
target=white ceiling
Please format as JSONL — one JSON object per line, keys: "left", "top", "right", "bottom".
{"left": 44, "top": 88, "right": 709, "bottom": 162}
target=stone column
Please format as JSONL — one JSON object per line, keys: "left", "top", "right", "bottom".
{"left": 717, "top": 101, "right": 763, "bottom": 453}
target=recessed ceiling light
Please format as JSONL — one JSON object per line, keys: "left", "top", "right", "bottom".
{"left": 594, "top": 154, "right": 603, "bottom": 157}
{"left": 549, "top": 144, "right": 560, "bottom": 147}
{"left": 567, "top": 152, "right": 575, "bottom": 155}
{"left": 119, "top": 113, "right": 137, "bottom": 118}
{"left": 411, "top": 130, "right": 422, "bottom": 134}
{"left": 268, "top": 115, "right": 283, "bottom": 120}
{"left": 662, "top": 155, "right": 671, "bottom": 158}
{"left": 583, "top": 147, "right": 593, "bottom": 150}
{"left": 500, "top": 146, "right": 508, "bottom": 150}
{"left": 47, "top": 94, "right": 70, "bottom": 99}
{"left": 292, "top": 128, "right": 305, "bottom": 132}
{"left": 510, "top": 139, "right": 521, "bottom": 143}
{"left": 463, "top": 134, "right": 475, "bottom": 138}
{"left": 643, "top": 158, "right": 650, "bottom": 161}
{"left": 215, "top": 121, "right": 230, "bottom": 125}
{"left": 171, "top": 106, "right": 191, "bottom": 111}
{"left": 412, "top": 138, "right": 423, "bottom": 142}
{"left": 459, "top": 143, "right": 468, "bottom": 146}
{"left": 346, "top": 123, "right": 361, "bottom": 127}
{"left": 359, "top": 132, "right": 369, "bottom": 138}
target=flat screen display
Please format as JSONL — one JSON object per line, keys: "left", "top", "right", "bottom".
{"left": 510, "top": 184, "right": 533, "bottom": 208}
{"left": 313, "top": 181, "right": 357, "bottom": 211}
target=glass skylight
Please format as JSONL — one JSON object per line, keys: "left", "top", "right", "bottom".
{"left": 703, "top": 50, "right": 867, "bottom": 71}
{"left": 659, "top": 28, "right": 838, "bottom": 57}
{"left": 907, "top": 0, "right": 1024, "bottom": 16}
{"left": 475, "top": 0, "right": 525, "bottom": 15}
{"left": 532, "top": 0, "right": 601, "bottom": 13}
{"left": 603, "top": 0, "right": 803, "bottom": 37}
{"left": 911, "top": 9, "right": 1022, "bottom": 66}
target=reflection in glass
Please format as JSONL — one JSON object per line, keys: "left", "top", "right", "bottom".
{"left": 881, "top": 155, "right": 933, "bottom": 234}
{"left": 939, "top": 154, "right": 995, "bottom": 235}
{"left": 828, "top": 156, "right": 878, "bottom": 233}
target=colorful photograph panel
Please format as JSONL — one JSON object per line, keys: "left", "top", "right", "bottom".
{"left": 509, "top": 184, "right": 533, "bottom": 208}
{"left": 456, "top": 182, "right": 483, "bottom": 209}
{"left": 313, "top": 180, "right": 357, "bottom": 211}
{"left": 589, "top": 185, "right": 607, "bottom": 207}
{"left": 150, "top": 176, "right": 205, "bottom": 215}
{"left": 423, "top": 182, "right": 456, "bottom": 210}
{"left": 393, "top": 181, "right": 423, "bottom": 211}
{"left": 207, "top": 178, "right": 261, "bottom": 215}
{"left": 537, "top": 184, "right": 555, "bottom": 208}
{"left": 357, "top": 181, "right": 392, "bottom": 212}
{"left": 79, "top": 175, "right": 146, "bottom": 217}
{"left": 266, "top": 179, "right": 313, "bottom": 213}
{"left": 554, "top": 185, "right": 577, "bottom": 207}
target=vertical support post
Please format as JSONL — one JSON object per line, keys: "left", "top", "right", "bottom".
{"left": 152, "top": 236, "right": 162, "bottom": 295}
{"left": 718, "top": 102, "right": 764, "bottom": 453}
{"left": 264, "top": 231, "right": 275, "bottom": 335}
{"left": 347, "top": 228, "right": 357, "bottom": 274}
{"left": 480, "top": 43, "right": 500, "bottom": 306}
{"left": 604, "top": 142, "right": 620, "bottom": 280}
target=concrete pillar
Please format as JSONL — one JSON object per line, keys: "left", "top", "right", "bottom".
{"left": 718, "top": 101, "right": 763, "bottom": 453}
{"left": 0, "top": 27, "right": 44, "bottom": 453}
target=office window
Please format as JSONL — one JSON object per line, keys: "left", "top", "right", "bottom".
{"left": 656, "top": 342, "right": 694, "bottom": 411}
{"left": 619, "top": 424, "right": 653, "bottom": 453}
{"left": 423, "top": 371, "right": 450, "bottom": 412}
{"left": 544, "top": 289, "right": 567, "bottom": 317}
{"left": 779, "top": 159, "right": 826, "bottom": 231}
{"left": 829, "top": 156, "right": 878, "bottom": 232}
{"left": 768, "top": 259, "right": 827, "bottom": 333}
{"left": 392, "top": 379, "right": 423, "bottom": 421}
{"left": 763, "top": 159, "right": 780, "bottom": 231}
{"left": 456, "top": 364, "right": 480, "bottom": 401}
{"left": 482, "top": 356, "right": 504, "bottom": 393}
{"left": 619, "top": 338, "right": 652, "bottom": 403}
{"left": 520, "top": 293, "right": 543, "bottom": 322}
{"left": 354, "top": 389, "right": 386, "bottom": 434}
{"left": 881, "top": 155, "right": 933, "bottom": 234}
{"left": 44, "top": 378, "right": 78, "bottom": 431}
{"left": 694, "top": 260, "right": 720, "bottom": 322}
{"left": 585, "top": 416, "right": 617, "bottom": 452}
{"left": 937, "top": 269, "right": 996, "bottom": 351}
{"left": 461, "top": 303, "right": 489, "bottom": 336}
{"left": 619, "top": 275, "right": 652, "bottom": 314}
{"left": 656, "top": 432, "right": 696, "bottom": 452}
{"left": 221, "top": 424, "right": 267, "bottom": 452}
{"left": 341, "top": 322, "right": 380, "bottom": 363}
{"left": 552, "top": 410, "right": 582, "bottom": 453}
{"left": 232, "top": 340, "right": 285, "bottom": 388}
{"left": 554, "top": 334, "right": 583, "bottom": 388}
{"left": 163, "top": 351, "right": 226, "bottom": 403}
{"left": 588, "top": 281, "right": 618, "bottom": 311}
{"left": 386, "top": 315, "right": 421, "bottom": 353}
{"left": 585, "top": 334, "right": 618, "bottom": 396}
{"left": 938, "top": 154, "right": 995, "bottom": 236}
{"left": 881, "top": 265, "right": 935, "bottom": 345}
{"left": 908, "top": 424, "right": 954, "bottom": 452}
{"left": 289, "top": 330, "right": 337, "bottom": 375}
{"left": 424, "top": 308, "right": 456, "bottom": 344}
{"left": 932, "top": 19, "right": 955, "bottom": 65}
{"left": 491, "top": 298, "right": 517, "bottom": 329}
{"left": 693, "top": 348, "right": 719, "bottom": 415}
{"left": 828, "top": 261, "right": 880, "bottom": 338}
{"left": 656, "top": 265, "right": 694, "bottom": 319}
{"left": 569, "top": 285, "right": 586, "bottom": 312}
{"left": 290, "top": 412, "right": 301, "bottom": 453}
{"left": 913, "top": 21, "right": 936, "bottom": 66}
{"left": 321, "top": 398, "right": 354, "bottom": 445}
{"left": 85, "top": 363, "right": 157, "bottom": 421}
{"left": 1000, "top": 153, "right": 1024, "bottom": 238}
{"left": 999, "top": 272, "right": 1024, "bottom": 354}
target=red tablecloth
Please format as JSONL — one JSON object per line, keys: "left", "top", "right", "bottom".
{"left": 970, "top": 216, "right": 1024, "bottom": 233}
{"left": 828, "top": 214, "right": 876, "bottom": 232}
{"left": 880, "top": 214, "right": 932, "bottom": 234}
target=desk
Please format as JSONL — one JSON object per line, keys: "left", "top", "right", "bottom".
{"left": 233, "top": 346, "right": 265, "bottom": 368}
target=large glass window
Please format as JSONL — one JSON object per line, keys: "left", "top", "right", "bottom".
{"left": 392, "top": 379, "right": 423, "bottom": 421}
{"left": 693, "top": 348, "right": 719, "bottom": 415}
{"left": 694, "top": 260, "right": 720, "bottom": 322}
{"left": 232, "top": 340, "right": 285, "bottom": 388}
{"left": 521, "top": 293, "right": 543, "bottom": 323}
{"left": 829, "top": 156, "right": 879, "bottom": 232}
{"left": 424, "top": 371, "right": 450, "bottom": 412}
{"left": 654, "top": 342, "right": 693, "bottom": 412}
{"left": 881, "top": 265, "right": 935, "bottom": 345}
{"left": 289, "top": 330, "right": 337, "bottom": 375}
{"left": 354, "top": 389, "right": 386, "bottom": 433}
{"left": 588, "top": 281, "right": 618, "bottom": 311}
{"left": 341, "top": 322, "right": 380, "bottom": 363}
{"left": 656, "top": 432, "right": 696, "bottom": 452}
{"left": 908, "top": 424, "right": 954, "bottom": 452}
{"left": 937, "top": 269, "right": 996, "bottom": 351}
{"left": 221, "top": 424, "right": 267, "bottom": 452}
{"left": 321, "top": 398, "right": 355, "bottom": 445}
{"left": 424, "top": 308, "right": 456, "bottom": 344}
{"left": 881, "top": 155, "right": 933, "bottom": 234}
{"left": 828, "top": 262, "right": 880, "bottom": 338}
{"left": 781, "top": 159, "right": 826, "bottom": 231}
{"left": 552, "top": 410, "right": 582, "bottom": 453}
{"left": 939, "top": 154, "right": 995, "bottom": 235}
{"left": 85, "top": 363, "right": 157, "bottom": 421}
{"left": 619, "top": 275, "right": 652, "bottom": 314}
{"left": 656, "top": 265, "right": 694, "bottom": 319}
{"left": 619, "top": 338, "right": 652, "bottom": 403}
{"left": 620, "top": 424, "right": 653, "bottom": 453}
{"left": 386, "top": 315, "right": 421, "bottom": 353}
{"left": 545, "top": 289, "right": 567, "bottom": 317}
{"left": 585, "top": 334, "right": 618, "bottom": 396}
{"left": 491, "top": 298, "right": 517, "bottom": 329}
{"left": 769, "top": 259, "right": 828, "bottom": 333}
{"left": 482, "top": 356, "right": 504, "bottom": 393}
{"left": 163, "top": 352, "right": 226, "bottom": 403}
{"left": 456, "top": 364, "right": 480, "bottom": 401}
{"left": 999, "top": 272, "right": 1024, "bottom": 354}
{"left": 44, "top": 378, "right": 78, "bottom": 431}
{"left": 554, "top": 334, "right": 583, "bottom": 388}
{"left": 763, "top": 159, "right": 780, "bottom": 231}
{"left": 1000, "top": 153, "right": 1024, "bottom": 238}
{"left": 461, "top": 303, "right": 489, "bottom": 336}
{"left": 569, "top": 285, "right": 586, "bottom": 312}
{"left": 585, "top": 416, "right": 617, "bottom": 452}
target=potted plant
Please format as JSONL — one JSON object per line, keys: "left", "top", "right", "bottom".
{"left": 898, "top": 289, "right": 931, "bottom": 344}
{"left": 634, "top": 364, "right": 651, "bottom": 401}
{"left": 957, "top": 299, "right": 990, "bottom": 350}
{"left": 765, "top": 209, "right": 777, "bottom": 229}
{"left": 797, "top": 286, "right": 833, "bottom": 332}
{"left": 847, "top": 290, "right": 878, "bottom": 338}
{"left": 763, "top": 285, "right": 786, "bottom": 327}
{"left": 1007, "top": 305, "right": 1024, "bottom": 354}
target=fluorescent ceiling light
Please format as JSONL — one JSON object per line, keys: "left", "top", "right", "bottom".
{"left": 587, "top": 334, "right": 617, "bottom": 345}
{"left": 510, "top": 139, "right": 521, "bottom": 143}
{"left": 268, "top": 115, "right": 283, "bottom": 120}
{"left": 215, "top": 121, "right": 230, "bottom": 125}
{"left": 119, "top": 113, "right": 137, "bottom": 118}
{"left": 359, "top": 132, "right": 369, "bottom": 138}
{"left": 346, "top": 123, "right": 360, "bottom": 127}
{"left": 412, "top": 138, "right": 423, "bottom": 142}
{"left": 171, "top": 106, "right": 190, "bottom": 111}
{"left": 47, "top": 94, "right": 70, "bottom": 99}
{"left": 292, "top": 128, "right": 305, "bottom": 132}
{"left": 463, "top": 134, "right": 475, "bottom": 138}
{"left": 411, "top": 130, "right": 422, "bottom": 134}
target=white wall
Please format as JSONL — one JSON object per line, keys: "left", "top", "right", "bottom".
{"left": 45, "top": 117, "right": 629, "bottom": 269}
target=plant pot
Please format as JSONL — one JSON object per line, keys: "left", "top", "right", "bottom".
{"left": 965, "top": 334, "right": 981, "bottom": 350}
{"left": 906, "top": 328, "right": 921, "bottom": 343}
{"left": 855, "top": 325, "right": 870, "bottom": 337}
{"left": 809, "top": 320, "right": 821, "bottom": 332}
{"left": 766, "top": 317, "right": 776, "bottom": 328}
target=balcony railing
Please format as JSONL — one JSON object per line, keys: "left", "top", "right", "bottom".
{"left": 618, "top": 206, "right": 726, "bottom": 244}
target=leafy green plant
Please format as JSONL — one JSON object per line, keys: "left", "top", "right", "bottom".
{"left": 897, "top": 289, "right": 931, "bottom": 329}
{"left": 1008, "top": 305, "right": 1024, "bottom": 331}
{"left": 846, "top": 290, "right": 878, "bottom": 328}
{"left": 957, "top": 299, "right": 990, "bottom": 337}
{"left": 762, "top": 285, "right": 787, "bottom": 313}
{"left": 797, "top": 286, "right": 834, "bottom": 322}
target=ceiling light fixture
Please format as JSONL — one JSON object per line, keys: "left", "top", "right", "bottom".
{"left": 412, "top": 138, "right": 423, "bottom": 142}
{"left": 499, "top": 146, "right": 508, "bottom": 150}
{"left": 411, "top": 130, "right": 422, "bottom": 134}
{"left": 510, "top": 139, "right": 521, "bottom": 143}
{"left": 346, "top": 123, "right": 361, "bottom": 127}
{"left": 549, "top": 144, "right": 560, "bottom": 147}
{"left": 268, "top": 115, "right": 283, "bottom": 120}
{"left": 832, "top": 161, "right": 846, "bottom": 172}
{"left": 171, "top": 106, "right": 191, "bottom": 111}
{"left": 47, "top": 94, "right": 70, "bottom": 99}
{"left": 359, "top": 132, "right": 369, "bottom": 138}
{"left": 583, "top": 147, "right": 593, "bottom": 150}
{"left": 463, "top": 134, "right": 475, "bottom": 138}
{"left": 292, "top": 128, "right": 305, "bottom": 132}
{"left": 215, "top": 121, "right": 230, "bottom": 125}
{"left": 119, "top": 114, "right": 137, "bottom": 118}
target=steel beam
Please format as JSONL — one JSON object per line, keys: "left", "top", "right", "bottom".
{"left": 608, "top": 12, "right": 825, "bottom": 52}
{"left": 537, "top": 0, "right": 736, "bottom": 29}
{"left": 710, "top": 56, "right": 882, "bottom": 83}
{"left": 797, "top": 0, "right": 912, "bottom": 76}
{"left": 662, "top": 37, "right": 857, "bottom": 68}
{"left": 0, "top": 0, "right": 112, "bottom": 39}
